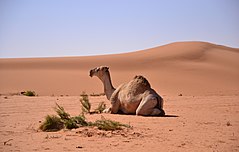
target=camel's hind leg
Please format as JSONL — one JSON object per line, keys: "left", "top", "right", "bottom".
{"left": 136, "top": 95, "right": 164, "bottom": 116}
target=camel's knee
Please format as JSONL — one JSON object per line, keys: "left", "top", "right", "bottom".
{"left": 110, "top": 100, "right": 120, "bottom": 114}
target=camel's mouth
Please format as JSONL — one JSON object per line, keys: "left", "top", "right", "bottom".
{"left": 89, "top": 69, "right": 94, "bottom": 77}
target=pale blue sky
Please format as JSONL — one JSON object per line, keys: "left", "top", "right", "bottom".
{"left": 0, "top": 0, "right": 238, "bottom": 58}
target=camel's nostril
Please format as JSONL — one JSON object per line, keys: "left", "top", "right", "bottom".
{"left": 89, "top": 70, "right": 93, "bottom": 77}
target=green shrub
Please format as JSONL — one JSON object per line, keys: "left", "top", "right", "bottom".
{"left": 54, "top": 103, "right": 70, "bottom": 120}
{"left": 80, "top": 95, "right": 91, "bottom": 113}
{"left": 40, "top": 103, "right": 89, "bottom": 131}
{"left": 89, "top": 93, "right": 105, "bottom": 96}
{"left": 40, "top": 103, "right": 131, "bottom": 132}
{"left": 64, "top": 119, "right": 79, "bottom": 129}
{"left": 80, "top": 91, "right": 88, "bottom": 97}
{"left": 22, "top": 91, "right": 36, "bottom": 96}
{"left": 64, "top": 115, "right": 88, "bottom": 129}
{"left": 93, "top": 116, "right": 131, "bottom": 131}
{"left": 72, "top": 115, "right": 88, "bottom": 127}
{"left": 95, "top": 102, "right": 106, "bottom": 113}
{"left": 39, "top": 115, "right": 64, "bottom": 132}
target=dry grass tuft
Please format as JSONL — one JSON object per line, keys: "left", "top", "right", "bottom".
{"left": 40, "top": 103, "right": 87, "bottom": 131}
{"left": 54, "top": 103, "right": 70, "bottom": 120}
{"left": 80, "top": 93, "right": 91, "bottom": 113}
{"left": 94, "top": 102, "right": 106, "bottom": 113}
{"left": 89, "top": 92, "right": 105, "bottom": 97}
{"left": 92, "top": 116, "right": 131, "bottom": 131}
{"left": 21, "top": 90, "right": 36, "bottom": 96}
{"left": 40, "top": 100, "right": 131, "bottom": 132}
{"left": 39, "top": 115, "right": 64, "bottom": 132}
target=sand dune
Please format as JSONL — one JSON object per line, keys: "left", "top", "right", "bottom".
{"left": 0, "top": 41, "right": 238, "bottom": 96}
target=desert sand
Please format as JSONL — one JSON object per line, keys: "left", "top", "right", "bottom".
{"left": 0, "top": 41, "right": 239, "bottom": 151}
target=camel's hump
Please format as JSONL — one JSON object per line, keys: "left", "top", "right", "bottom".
{"left": 133, "top": 75, "right": 151, "bottom": 88}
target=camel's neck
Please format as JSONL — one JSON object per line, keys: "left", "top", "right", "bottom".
{"left": 99, "top": 72, "right": 115, "bottom": 100}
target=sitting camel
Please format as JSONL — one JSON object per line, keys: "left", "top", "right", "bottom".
{"left": 89, "top": 66, "right": 165, "bottom": 116}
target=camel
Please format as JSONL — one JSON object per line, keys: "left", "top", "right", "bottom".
{"left": 89, "top": 66, "right": 165, "bottom": 116}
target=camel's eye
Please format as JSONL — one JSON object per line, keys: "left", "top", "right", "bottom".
{"left": 103, "top": 67, "right": 109, "bottom": 71}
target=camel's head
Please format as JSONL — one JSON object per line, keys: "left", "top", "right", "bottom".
{"left": 89, "top": 66, "right": 109, "bottom": 78}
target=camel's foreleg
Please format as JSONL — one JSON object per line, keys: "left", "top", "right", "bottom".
{"left": 102, "top": 99, "right": 120, "bottom": 114}
{"left": 110, "top": 99, "right": 120, "bottom": 114}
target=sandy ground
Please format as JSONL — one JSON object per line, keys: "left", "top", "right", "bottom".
{"left": 0, "top": 95, "right": 238, "bottom": 152}
{"left": 0, "top": 41, "right": 239, "bottom": 151}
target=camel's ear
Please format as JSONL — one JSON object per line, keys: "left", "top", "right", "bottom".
{"left": 106, "top": 66, "right": 109, "bottom": 70}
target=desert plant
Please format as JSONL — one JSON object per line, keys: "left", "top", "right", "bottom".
{"left": 80, "top": 94, "right": 105, "bottom": 114}
{"left": 64, "top": 118, "right": 79, "bottom": 129}
{"left": 39, "top": 115, "right": 64, "bottom": 132}
{"left": 54, "top": 103, "right": 70, "bottom": 120}
{"left": 40, "top": 103, "right": 89, "bottom": 131}
{"left": 72, "top": 115, "right": 88, "bottom": 126}
{"left": 80, "top": 91, "right": 88, "bottom": 97}
{"left": 54, "top": 103, "right": 88, "bottom": 129}
{"left": 90, "top": 92, "right": 105, "bottom": 97}
{"left": 93, "top": 116, "right": 131, "bottom": 131}
{"left": 40, "top": 104, "right": 131, "bottom": 132}
{"left": 22, "top": 90, "right": 36, "bottom": 96}
{"left": 95, "top": 102, "right": 106, "bottom": 113}
{"left": 80, "top": 95, "right": 91, "bottom": 113}
{"left": 64, "top": 115, "right": 89, "bottom": 129}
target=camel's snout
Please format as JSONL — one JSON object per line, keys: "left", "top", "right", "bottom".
{"left": 89, "top": 70, "right": 94, "bottom": 77}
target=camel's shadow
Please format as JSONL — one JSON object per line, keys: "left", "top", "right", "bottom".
{"left": 114, "top": 111, "right": 179, "bottom": 117}
{"left": 162, "top": 114, "right": 179, "bottom": 117}
{"left": 142, "top": 114, "right": 179, "bottom": 118}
